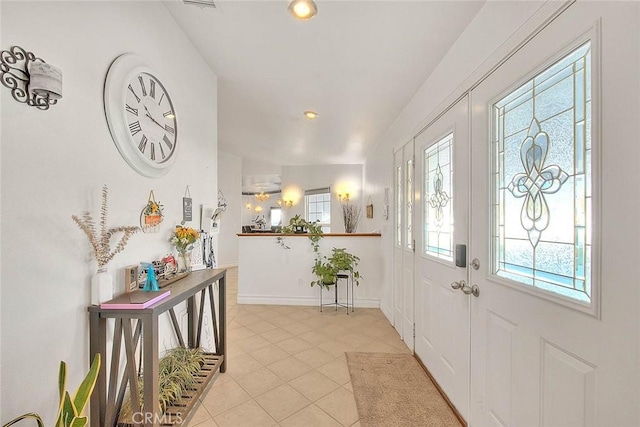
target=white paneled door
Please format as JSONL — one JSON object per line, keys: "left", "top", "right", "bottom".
{"left": 393, "top": 140, "right": 416, "bottom": 348}
{"left": 415, "top": 96, "right": 470, "bottom": 419}
{"left": 469, "top": 2, "right": 640, "bottom": 426}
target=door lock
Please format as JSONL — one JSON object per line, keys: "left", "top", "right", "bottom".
{"left": 470, "top": 258, "right": 480, "bottom": 270}
{"left": 461, "top": 283, "right": 480, "bottom": 297}
{"left": 450, "top": 280, "right": 464, "bottom": 290}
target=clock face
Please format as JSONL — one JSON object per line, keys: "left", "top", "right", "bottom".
{"left": 125, "top": 72, "right": 177, "bottom": 165}
{"left": 104, "top": 54, "right": 178, "bottom": 178}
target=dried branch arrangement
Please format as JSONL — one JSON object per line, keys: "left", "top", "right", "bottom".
{"left": 72, "top": 185, "right": 140, "bottom": 268}
{"left": 342, "top": 203, "right": 362, "bottom": 233}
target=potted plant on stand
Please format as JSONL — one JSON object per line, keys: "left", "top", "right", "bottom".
{"left": 310, "top": 247, "right": 362, "bottom": 289}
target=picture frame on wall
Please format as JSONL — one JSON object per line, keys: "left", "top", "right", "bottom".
{"left": 366, "top": 204, "right": 373, "bottom": 219}
{"left": 366, "top": 196, "right": 374, "bottom": 218}
{"left": 124, "top": 265, "right": 139, "bottom": 293}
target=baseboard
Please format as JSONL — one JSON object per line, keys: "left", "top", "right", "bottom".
{"left": 217, "top": 263, "right": 238, "bottom": 269}
{"left": 237, "top": 294, "right": 380, "bottom": 308}
{"left": 413, "top": 354, "right": 467, "bottom": 427}
{"left": 380, "top": 303, "right": 393, "bottom": 322}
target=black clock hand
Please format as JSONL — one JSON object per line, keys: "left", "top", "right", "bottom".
{"left": 143, "top": 105, "right": 166, "bottom": 130}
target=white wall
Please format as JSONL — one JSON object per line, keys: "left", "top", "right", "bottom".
{"left": 0, "top": 2, "right": 217, "bottom": 423}
{"left": 242, "top": 157, "right": 281, "bottom": 176}
{"left": 282, "top": 164, "right": 363, "bottom": 232}
{"left": 363, "top": 1, "right": 554, "bottom": 320}
{"left": 217, "top": 151, "right": 241, "bottom": 267}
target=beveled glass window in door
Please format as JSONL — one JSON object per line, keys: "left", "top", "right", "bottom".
{"left": 423, "top": 133, "right": 454, "bottom": 261}
{"left": 406, "top": 159, "right": 413, "bottom": 251}
{"left": 492, "top": 41, "right": 592, "bottom": 303}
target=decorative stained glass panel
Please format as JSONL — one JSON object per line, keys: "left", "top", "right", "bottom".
{"left": 423, "top": 133, "right": 454, "bottom": 260}
{"left": 492, "top": 41, "right": 592, "bottom": 304}
{"left": 406, "top": 159, "right": 413, "bottom": 250}
{"left": 396, "top": 165, "right": 402, "bottom": 247}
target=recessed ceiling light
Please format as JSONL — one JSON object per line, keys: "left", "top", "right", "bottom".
{"left": 288, "top": 0, "right": 318, "bottom": 20}
{"left": 303, "top": 110, "right": 319, "bottom": 120}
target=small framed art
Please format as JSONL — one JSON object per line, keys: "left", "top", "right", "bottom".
{"left": 124, "top": 265, "right": 140, "bottom": 293}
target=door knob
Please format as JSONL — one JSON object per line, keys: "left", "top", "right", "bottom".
{"left": 451, "top": 280, "right": 464, "bottom": 290}
{"left": 461, "top": 283, "right": 480, "bottom": 297}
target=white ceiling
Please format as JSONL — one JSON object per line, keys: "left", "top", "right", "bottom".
{"left": 164, "top": 0, "right": 485, "bottom": 167}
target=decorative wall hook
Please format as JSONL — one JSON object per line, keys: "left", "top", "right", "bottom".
{"left": 0, "top": 46, "right": 62, "bottom": 110}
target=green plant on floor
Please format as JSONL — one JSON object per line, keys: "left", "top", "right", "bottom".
{"left": 119, "top": 347, "right": 206, "bottom": 424}
{"left": 2, "top": 354, "right": 101, "bottom": 427}
{"left": 310, "top": 247, "right": 362, "bottom": 289}
{"left": 276, "top": 214, "right": 324, "bottom": 253}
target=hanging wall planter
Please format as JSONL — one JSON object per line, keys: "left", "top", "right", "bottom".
{"left": 141, "top": 190, "right": 163, "bottom": 233}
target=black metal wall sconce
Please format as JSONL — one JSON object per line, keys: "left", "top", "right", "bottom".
{"left": 0, "top": 45, "right": 62, "bottom": 110}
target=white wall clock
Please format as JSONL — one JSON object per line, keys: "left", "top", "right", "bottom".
{"left": 104, "top": 54, "right": 178, "bottom": 178}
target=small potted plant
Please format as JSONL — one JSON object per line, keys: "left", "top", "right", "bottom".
{"left": 311, "top": 257, "right": 339, "bottom": 289}
{"left": 277, "top": 215, "right": 324, "bottom": 252}
{"left": 310, "top": 247, "right": 362, "bottom": 289}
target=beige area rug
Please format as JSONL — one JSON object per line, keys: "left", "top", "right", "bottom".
{"left": 346, "top": 352, "right": 462, "bottom": 427}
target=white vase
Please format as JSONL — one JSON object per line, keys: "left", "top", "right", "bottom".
{"left": 91, "top": 268, "right": 113, "bottom": 305}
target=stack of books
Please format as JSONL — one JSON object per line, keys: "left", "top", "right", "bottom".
{"left": 100, "top": 290, "right": 171, "bottom": 309}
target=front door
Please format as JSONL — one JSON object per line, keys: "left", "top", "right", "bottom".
{"left": 415, "top": 96, "right": 470, "bottom": 419}
{"left": 469, "top": 2, "right": 640, "bottom": 425}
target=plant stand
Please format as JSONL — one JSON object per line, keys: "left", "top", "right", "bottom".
{"left": 118, "top": 353, "right": 223, "bottom": 427}
{"left": 319, "top": 273, "right": 354, "bottom": 314}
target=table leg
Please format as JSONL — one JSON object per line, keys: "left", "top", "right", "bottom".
{"left": 89, "top": 311, "right": 107, "bottom": 427}
{"left": 143, "top": 315, "right": 159, "bottom": 427}
{"left": 219, "top": 274, "right": 227, "bottom": 372}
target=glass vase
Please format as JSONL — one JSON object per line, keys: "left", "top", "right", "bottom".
{"left": 91, "top": 267, "right": 113, "bottom": 305}
{"left": 177, "top": 250, "right": 192, "bottom": 273}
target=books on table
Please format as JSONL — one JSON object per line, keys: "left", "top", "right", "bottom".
{"left": 100, "top": 290, "right": 171, "bottom": 309}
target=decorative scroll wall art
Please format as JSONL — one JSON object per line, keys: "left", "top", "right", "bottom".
{"left": 0, "top": 45, "right": 62, "bottom": 110}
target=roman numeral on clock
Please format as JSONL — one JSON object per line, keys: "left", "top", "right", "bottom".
{"left": 165, "top": 125, "right": 175, "bottom": 135}
{"left": 129, "top": 121, "right": 142, "bottom": 136}
{"left": 159, "top": 141, "right": 166, "bottom": 159}
{"left": 163, "top": 111, "right": 173, "bottom": 118}
{"left": 151, "top": 143, "right": 156, "bottom": 161}
{"left": 163, "top": 134, "right": 173, "bottom": 150}
{"left": 138, "top": 76, "right": 147, "bottom": 96}
{"left": 149, "top": 80, "right": 156, "bottom": 99}
{"left": 125, "top": 104, "right": 138, "bottom": 116}
{"left": 127, "top": 84, "right": 140, "bottom": 103}
{"left": 138, "top": 135, "right": 148, "bottom": 152}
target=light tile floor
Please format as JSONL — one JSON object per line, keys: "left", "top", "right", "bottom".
{"left": 187, "top": 267, "right": 412, "bottom": 427}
